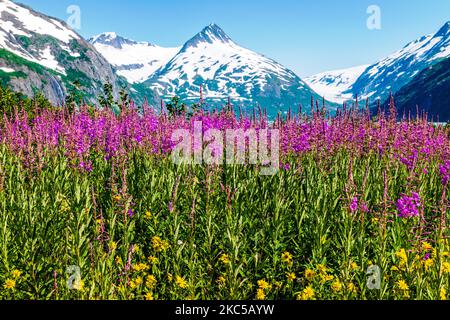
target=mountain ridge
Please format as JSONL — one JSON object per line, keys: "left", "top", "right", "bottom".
{"left": 350, "top": 21, "right": 450, "bottom": 101}
{"left": 306, "top": 21, "right": 450, "bottom": 104}
{"left": 0, "top": 0, "right": 151, "bottom": 104}
{"left": 89, "top": 31, "right": 181, "bottom": 84}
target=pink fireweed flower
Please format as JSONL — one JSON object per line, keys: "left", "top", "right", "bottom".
{"left": 349, "top": 196, "right": 369, "bottom": 213}
{"left": 396, "top": 192, "right": 421, "bottom": 218}
{"left": 439, "top": 161, "right": 450, "bottom": 185}
{"left": 350, "top": 197, "right": 358, "bottom": 213}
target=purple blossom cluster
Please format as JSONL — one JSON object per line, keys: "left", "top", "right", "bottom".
{"left": 396, "top": 192, "right": 421, "bottom": 218}
{"left": 350, "top": 196, "right": 369, "bottom": 213}
{"left": 439, "top": 161, "right": 450, "bottom": 185}
{"left": 0, "top": 105, "right": 449, "bottom": 175}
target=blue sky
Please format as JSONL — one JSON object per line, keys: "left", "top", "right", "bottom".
{"left": 15, "top": 0, "right": 450, "bottom": 77}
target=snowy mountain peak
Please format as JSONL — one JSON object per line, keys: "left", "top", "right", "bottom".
{"left": 434, "top": 21, "right": 450, "bottom": 38}
{"left": 89, "top": 32, "right": 180, "bottom": 83}
{"left": 183, "top": 24, "right": 232, "bottom": 49}
{"left": 89, "top": 32, "right": 142, "bottom": 49}
{"left": 143, "top": 23, "right": 328, "bottom": 117}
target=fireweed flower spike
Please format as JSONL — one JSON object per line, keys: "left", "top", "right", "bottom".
{"left": 439, "top": 161, "right": 450, "bottom": 185}
{"left": 350, "top": 197, "right": 358, "bottom": 213}
{"left": 396, "top": 192, "right": 421, "bottom": 218}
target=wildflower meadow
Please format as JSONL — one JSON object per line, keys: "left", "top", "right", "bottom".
{"left": 0, "top": 96, "right": 449, "bottom": 301}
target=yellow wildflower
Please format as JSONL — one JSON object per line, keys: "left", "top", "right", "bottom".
{"left": 424, "top": 259, "right": 434, "bottom": 271}
{"left": 114, "top": 195, "right": 122, "bottom": 201}
{"left": 320, "top": 273, "right": 334, "bottom": 283}
{"left": 146, "top": 275, "right": 157, "bottom": 289}
{"left": 109, "top": 241, "right": 117, "bottom": 251}
{"left": 148, "top": 255, "right": 159, "bottom": 265}
{"left": 304, "top": 269, "right": 315, "bottom": 281}
{"left": 216, "top": 276, "right": 226, "bottom": 286}
{"left": 144, "top": 292, "right": 154, "bottom": 300}
{"left": 275, "top": 281, "right": 283, "bottom": 289}
{"left": 347, "top": 282, "right": 357, "bottom": 294}
{"left": 145, "top": 211, "right": 152, "bottom": 219}
{"left": 3, "top": 279, "right": 15, "bottom": 290}
{"left": 396, "top": 249, "right": 408, "bottom": 266}
{"left": 331, "top": 280, "right": 343, "bottom": 293}
{"left": 422, "top": 242, "right": 433, "bottom": 251}
{"left": 133, "top": 263, "right": 149, "bottom": 272}
{"left": 317, "top": 264, "right": 328, "bottom": 274}
{"left": 442, "top": 262, "right": 450, "bottom": 274}
{"left": 135, "top": 277, "right": 143, "bottom": 286}
{"left": 391, "top": 265, "right": 399, "bottom": 271}
{"left": 257, "top": 279, "right": 270, "bottom": 290}
{"left": 11, "top": 269, "right": 22, "bottom": 279}
{"left": 286, "top": 272, "right": 296, "bottom": 282}
{"left": 397, "top": 279, "right": 409, "bottom": 291}
{"left": 281, "top": 251, "right": 293, "bottom": 266}
{"left": 73, "top": 280, "right": 84, "bottom": 291}
{"left": 298, "top": 286, "right": 315, "bottom": 300}
{"left": 256, "top": 288, "right": 266, "bottom": 300}
{"left": 219, "top": 254, "right": 230, "bottom": 265}
{"left": 115, "top": 256, "right": 123, "bottom": 266}
{"left": 440, "top": 288, "right": 447, "bottom": 300}
{"left": 152, "top": 237, "right": 170, "bottom": 253}
{"left": 175, "top": 276, "right": 188, "bottom": 289}
{"left": 350, "top": 261, "right": 359, "bottom": 271}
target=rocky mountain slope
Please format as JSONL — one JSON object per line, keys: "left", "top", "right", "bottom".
{"left": 390, "top": 57, "right": 450, "bottom": 121}
{"left": 0, "top": 0, "right": 153, "bottom": 105}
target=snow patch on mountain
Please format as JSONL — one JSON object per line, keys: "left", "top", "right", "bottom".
{"left": 304, "top": 65, "right": 369, "bottom": 103}
{"left": 0, "top": 66, "right": 14, "bottom": 73}
{"left": 0, "top": 0, "right": 84, "bottom": 74}
{"left": 0, "top": 0, "right": 79, "bottom": 44}
{"left": 89, "top": 32, "right": 180, "bottom": 83}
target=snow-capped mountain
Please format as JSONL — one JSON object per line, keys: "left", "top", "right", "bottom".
{"left": 89, "top": 32, "right": 180, "bottom": 83}
{"left": 0, "top": 0, "right": 132, "bottom": 104}
{"left": 304, "top": 65, "right": 369, "bottom": 103}
{"left": 351, "top": 21, "right": 450, "bottom": 101}
{"left": 306, "top": 21, "right": 450, "bottom": 104}
{"left": 143, "top": 24, "right": 328, "bottom": 116}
